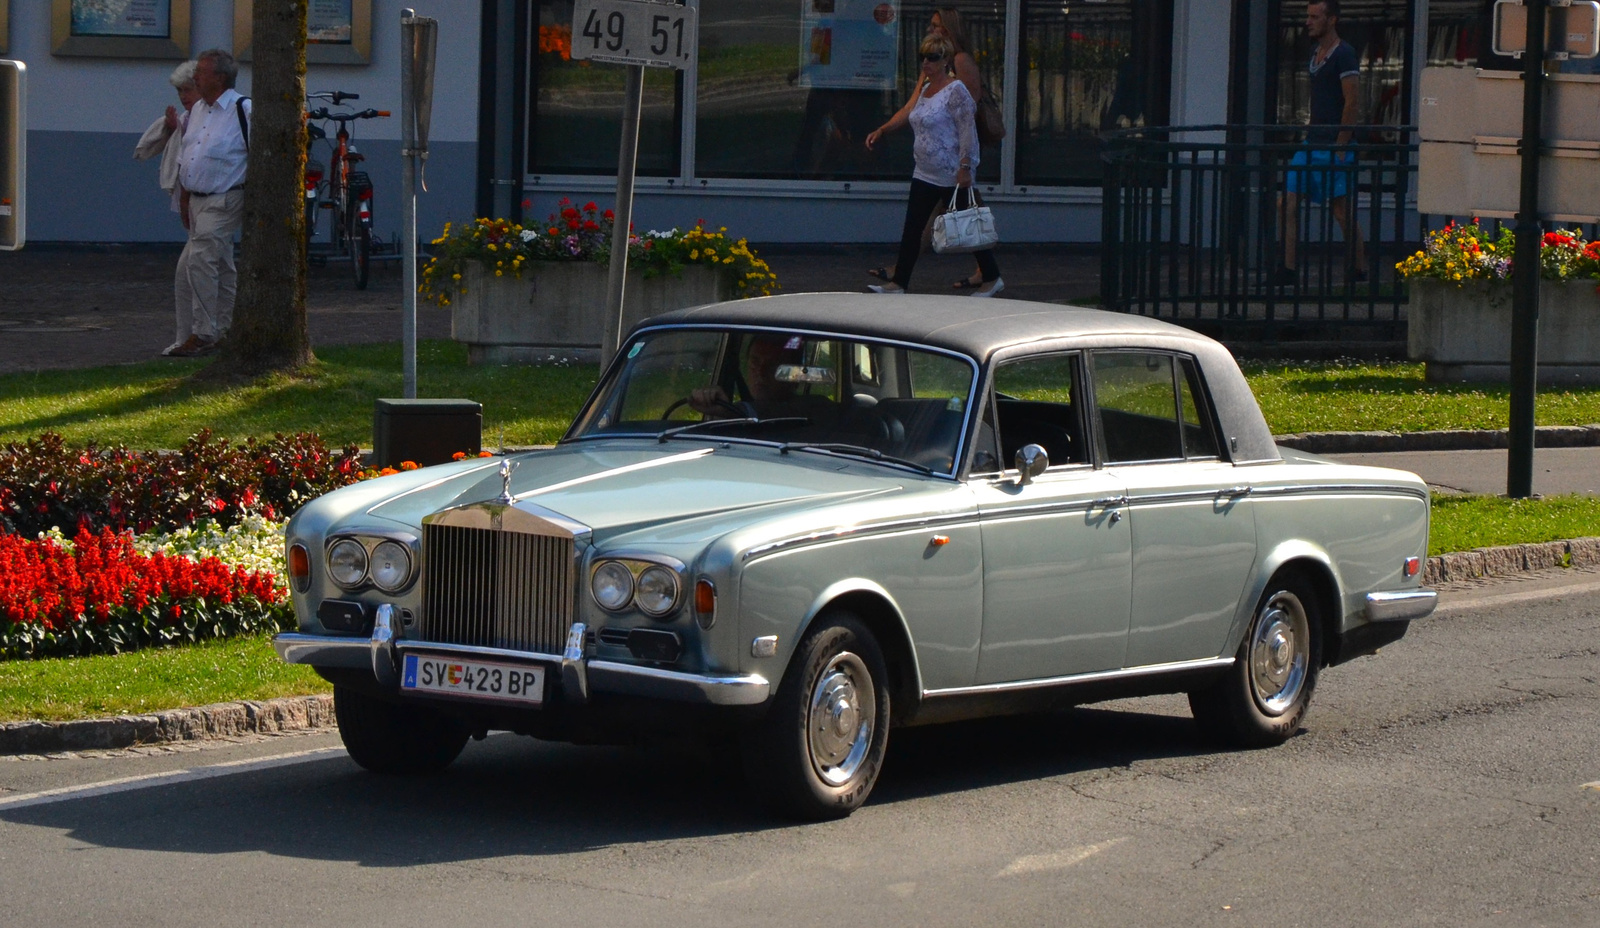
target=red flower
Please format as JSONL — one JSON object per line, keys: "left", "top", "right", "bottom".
{"left": 562, "top": 207, "right": 579, "bottom": 221}
{"left": 583, "top": 201, "right": 598, "bottom": 212}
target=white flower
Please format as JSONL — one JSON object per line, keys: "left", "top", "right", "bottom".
{"left": 520, "top": 229, "right": 537, "bottom": 242}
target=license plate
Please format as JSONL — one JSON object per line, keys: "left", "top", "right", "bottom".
{"left": 401, "top": 653, "right": 545, "bottom": 706}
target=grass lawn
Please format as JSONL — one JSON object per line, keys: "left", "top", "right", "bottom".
{"left": 1245, "top": 360, "right": 1600, "bottom": 434}
{"left": 1428, "top": 494, "right": 1600, "bottom": 557}
{"left": 0, "top": 341, "right": 598, "bottom": 449}
{"left": 0, "top": 635, "right": 328, "bottom": 724}
{"left": 5, "top": 352, "right": 1600, "bottom": 449}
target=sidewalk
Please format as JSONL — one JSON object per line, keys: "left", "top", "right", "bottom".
{"left": 0, "top": 244, "right": 1098, "bottom": 375}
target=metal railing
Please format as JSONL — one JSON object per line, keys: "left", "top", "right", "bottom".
{"left": 1101, "top": 125, "right": 1421, "bottom": 342}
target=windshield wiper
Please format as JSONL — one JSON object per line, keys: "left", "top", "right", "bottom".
{"left": 657, "top": 416, "right": 810, "bottom": 443}
{"left": 778, "top": 442, "right": 933, "bottom": 474}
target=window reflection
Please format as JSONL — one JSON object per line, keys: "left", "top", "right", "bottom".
{"left": 1273, "top": 1, "right": 1409, "bottom": 140}
{"left": 529, "top": 0, "right": 682, "bottom": 177}
{"left": 1015, "top": 0, "right": 1171, "bottom": 186}
{"left": 695, "top": 1, "right": 1002, "bottom": 183}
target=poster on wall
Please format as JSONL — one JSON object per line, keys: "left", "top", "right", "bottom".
{"left": 234, "top": 0, "right": 371, "bottom": 64}
{"left": 797, "top": 0, "right": 899, "bottom": 90}
{"left": 307, "top": 0, "right": 353, "bottom": 45}
{"left": 70, "top": 0, "right": 170, "bottom": 39}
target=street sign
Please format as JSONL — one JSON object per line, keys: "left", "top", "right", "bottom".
{"left": 1493, "top": 0, "right": 1600, "bottom": 58}
{"left": 0, "top": 59, "right": 24, "bottom": 252}
{"left": 571, "top": 0, "right": 697, "bottom": 70}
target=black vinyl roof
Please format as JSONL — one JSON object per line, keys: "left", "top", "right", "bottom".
{"left": 644, "top": 293, "right": 1212, "bottom": 363}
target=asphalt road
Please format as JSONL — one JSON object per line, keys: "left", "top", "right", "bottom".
{"left": 1, "top": 570, "right": 1597, "bottom": 928}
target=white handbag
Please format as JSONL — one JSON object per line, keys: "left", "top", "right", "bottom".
{"left": 930, "top": 187, "right": 999, "bottom": 254}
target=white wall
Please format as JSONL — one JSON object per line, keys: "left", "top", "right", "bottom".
{"left": 10, "top": 0, "right": 480, "bottom": 241}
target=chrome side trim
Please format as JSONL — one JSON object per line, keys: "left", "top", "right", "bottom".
{"left": 743, "top": 512, "right": 982, "bottom": 561}
{"left": 1365, "top": 589, "right": 1437, "bottom": 622}
{"left": 1250, "top": 483, "right": 1430, "bottom": 503}
{"left": 922, "top": 656, "right": 1235, "bottom": 699}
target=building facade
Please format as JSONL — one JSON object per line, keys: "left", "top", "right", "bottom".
{"left": 1, "top": 0, "right": 1526, "bottom": 245}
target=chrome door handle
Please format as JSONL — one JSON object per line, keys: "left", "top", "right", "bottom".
{"left": 1219, "top": 485, "right": 1253, "bottom": 498}
{"left": 1092, "top": 494, "right": 1128, "bottom": 508}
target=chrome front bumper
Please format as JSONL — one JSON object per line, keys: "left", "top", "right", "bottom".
{"left": 274, "top": 605, "right": 770, "bottom": 707}
{"left": 1365, "top": 589, "right": 1438, "bottom": 622}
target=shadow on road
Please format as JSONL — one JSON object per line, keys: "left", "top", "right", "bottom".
{"left": 1, "top": 702, "right": 1216, "bottom": 865}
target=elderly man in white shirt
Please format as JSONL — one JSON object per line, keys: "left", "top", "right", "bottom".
{"left": 170, "top": 48, "right": 251, "bottom": 358}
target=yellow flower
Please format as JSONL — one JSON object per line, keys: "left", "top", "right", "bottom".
{"left": 495, "top": 269, "right": 503, "bottom": 276}
{"left": 453, "top": 273, "right": 461, "bottom": 280}
{"left": 690, "top": 250, "right": 699, "bottom": 260}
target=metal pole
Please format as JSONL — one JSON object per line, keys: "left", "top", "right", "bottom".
{"left": 400, "top": 9, "right": 419, "bottom": 400}
{"left": 603, "top": 65, "right": 644, "bottom": 368}
{"left": 1508, "top": 0, "right": 1546, "bottom": 498}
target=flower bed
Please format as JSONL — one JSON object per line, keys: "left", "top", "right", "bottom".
{"left": 1397, "top": 220, "right": 1600, "bottom": 287}
{"left": 420, "top": 198, "right": 779, "bottom": 308}
{"left": 0, "top": 527, "right": 289, "bottom": 660}
{"left": 0, "top": 431, "right": 365, "bottom": 538}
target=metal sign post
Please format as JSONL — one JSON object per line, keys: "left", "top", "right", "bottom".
{"left": 571, "top": 0, "right": 696, "bottom": 368}
{"left": 1508, "top": 0, "right": 1548, "bottom": 499}
{"left": 400, "top": 10, "right": 438, "bottom": 400}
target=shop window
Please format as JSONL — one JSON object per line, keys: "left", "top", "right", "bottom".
{"left": 1272, "top": 0, "right": 1411, "bottom": 139}
{"left": 528, "top": 0, "right": 683, "bottom": 177}
{"left": 1015, "top": 0, "right": 1173, "bottom": 187}
{"left": 694, "top": 0, "right": 1001, "bottom": 183}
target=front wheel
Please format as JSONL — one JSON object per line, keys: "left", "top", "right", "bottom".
{"left": 350, "top": 221, "right": 371, "bottom": 289}
{"left": 741, "top": 612, "right": 891, "bottom": 820}
{"left": 1189, "top": 571, "right": 1322, "bottom": 748}
{"left": 333, "top": 685, "right": 469, "bottom": 774}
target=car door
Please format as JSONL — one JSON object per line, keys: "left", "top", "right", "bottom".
{"left": 1090, "top": 351, "right": 1257, "bottom": 668}
{"left": 970, "top": 352, "right": 1132, "bottom": 684}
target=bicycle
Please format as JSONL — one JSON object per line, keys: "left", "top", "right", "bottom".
{"left": 305, "top": 91, "right": 390, "bottom": 289}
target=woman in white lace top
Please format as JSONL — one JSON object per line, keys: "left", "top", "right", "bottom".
{"left": 864, "top": 34, "right": 1003, "bottom": 296}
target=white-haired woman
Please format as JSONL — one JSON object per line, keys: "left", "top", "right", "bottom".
{"left": 134, "top": 60, "right": 200, "bottom": 354}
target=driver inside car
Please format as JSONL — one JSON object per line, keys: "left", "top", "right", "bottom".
{"left": 689, "top": 335, "right": 808, "bottom": 419}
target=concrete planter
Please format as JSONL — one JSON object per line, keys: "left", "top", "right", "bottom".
{"left": 450, "top": 263, "right": 732, "bottom": 364}
{"left": 1407, "top": 278, "right": 1600, "bottom": 383}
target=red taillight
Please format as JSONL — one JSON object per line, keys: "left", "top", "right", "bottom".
{"left": 1403, "top": 556, "right": 1421, "bottom": 578}
{"left": 358, "top": 187, "right": 373, "bottom": 202}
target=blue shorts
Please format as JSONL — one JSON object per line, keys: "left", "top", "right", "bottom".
{"left": 1285, "top": 149, "right": 1352, "bottom": 203}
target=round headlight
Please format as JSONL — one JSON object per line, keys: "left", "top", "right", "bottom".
{"left": 635, "top": 565, "right": 680, "bottom": 617}
{"left": 327, "top": 539, "right": 368, "bottom": 587}
{"left": 591, "top": 561, "right": 634, "bottom": 611}
{"left": 369, "top": 540, "right": 413, "bottom": 592}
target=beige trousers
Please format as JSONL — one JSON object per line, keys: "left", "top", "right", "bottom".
{"left": 176, "top": 188, "right": 244, "bottom": 340}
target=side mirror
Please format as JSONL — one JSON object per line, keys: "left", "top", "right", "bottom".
{"left": 1014, "top": 443, "right": 1049, "bottom": 485}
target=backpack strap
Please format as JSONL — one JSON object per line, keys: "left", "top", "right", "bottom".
{"left": 236, "top": 96, "right": 250, "bottom": 147}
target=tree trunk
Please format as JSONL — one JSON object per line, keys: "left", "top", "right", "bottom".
{"left": 209, "top": 1, "right": 311, "bottom": 378}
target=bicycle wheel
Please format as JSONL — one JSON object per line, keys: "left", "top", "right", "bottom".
{"left": 351, "top": 221, "right": 371, "bottom": 290}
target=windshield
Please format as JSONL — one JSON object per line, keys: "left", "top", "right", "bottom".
{"left": 566, "top": 328, "right": 978, "bottom": 475}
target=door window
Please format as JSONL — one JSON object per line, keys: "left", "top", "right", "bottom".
{"left": 988, "top": 353, "right": 1086, "bottom": 471}
{"left": 1091, "top": 351, "right": 1182, "bottom": 463}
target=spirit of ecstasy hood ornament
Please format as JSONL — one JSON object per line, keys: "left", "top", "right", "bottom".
{"left": 496, "top": 458, "right": 519, "bottom": 504}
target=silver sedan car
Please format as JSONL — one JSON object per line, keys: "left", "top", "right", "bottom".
{"left": 275, "top": 294, "right": 1435, "bottom": 819}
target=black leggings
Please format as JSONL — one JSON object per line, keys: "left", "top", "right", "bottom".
{"left": 891, "top": 178, "right": 1000, "bottom": 289}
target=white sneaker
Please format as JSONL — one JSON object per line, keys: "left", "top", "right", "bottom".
{"left": 970, "top": 277, "right": 1004, "bottom": 298}
{"left": 868, "top": 282, "right": 906, "bottom": 294}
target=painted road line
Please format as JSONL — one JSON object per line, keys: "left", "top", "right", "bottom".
{"left": 1435, "top": 576, "right": 1600, "bottom": 616}
{"left": 996, "top": 837, "right": 1127, "bottom": 877}
{"left": 0, "top": 746, "right": 347, "bottom": 811}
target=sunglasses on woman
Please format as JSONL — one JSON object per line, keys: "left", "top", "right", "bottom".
{"left": 921, "top": 52, "right": 945, "bottom": 63}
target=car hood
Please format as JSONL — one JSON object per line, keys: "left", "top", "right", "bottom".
{"left": 366, "top": 441, "right": 914, "bottom": 537}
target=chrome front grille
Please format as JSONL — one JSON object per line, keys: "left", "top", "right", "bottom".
{"left": 420, "top": 523, "right": 576, "bottom": 654}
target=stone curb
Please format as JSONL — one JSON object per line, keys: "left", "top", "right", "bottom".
{"left": 1422, "top": 536, "right": 1600, "bottom": 586}
{"left": 1274, "top": 425, "right": 1600, "bottom": 454}
{"left": 0, "top": 693, "right": 334, "bottom": 756}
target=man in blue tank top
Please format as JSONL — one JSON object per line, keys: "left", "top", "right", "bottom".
{"left": 1275, "top": 0, "right": 1367, "bottom": 286}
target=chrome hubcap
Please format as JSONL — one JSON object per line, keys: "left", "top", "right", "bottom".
{"left": 1249, "top": 592, "right": 1309, "bottom": 716}
{"left": 807, "top": 652, "right": 876, "bottom": 786}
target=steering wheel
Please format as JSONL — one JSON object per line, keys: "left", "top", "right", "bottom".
{"left": 661, "top": 395, "right": 745, "bottom": 420}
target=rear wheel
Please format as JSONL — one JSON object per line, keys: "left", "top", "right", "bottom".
{"left": 1189, "top": 571, "right": 1322, "bottom": 748}
{"left": 333, "top": 685, "right": 469, "bottom": 774}
{"left": 741, "top": 612, "right": 890, "bottom": 820}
